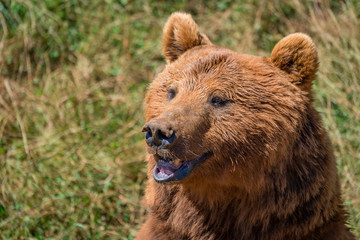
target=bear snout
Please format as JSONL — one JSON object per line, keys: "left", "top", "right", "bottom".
{"left": 142, "top": 120, "right": 176, "bottom": 149}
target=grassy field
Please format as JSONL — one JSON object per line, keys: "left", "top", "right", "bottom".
{"left": 0, "top": 0, "right": 359, "bottom": 239}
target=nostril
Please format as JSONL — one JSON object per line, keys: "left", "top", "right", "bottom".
{"left": 143, "top": 124, "right": 154, "bottom": 147}
{"left": 157, "top": 130, "right": 168, "bottom": 141}
{"left": 166, "top": 132, "right": 176, "bottom": 144}
{"left": 157, "top": 129, "right": 176, "bottom": 146}
{"left": 145, "top": 131, "right": 152, "bottom": 140}
{"left": 143, "top": 122, "right": 176, "bottom": 148}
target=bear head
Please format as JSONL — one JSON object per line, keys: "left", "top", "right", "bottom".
{"left": 143, "top": 13, "right": 319, "bottom": 190}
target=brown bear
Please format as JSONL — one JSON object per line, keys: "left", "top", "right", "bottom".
{"left": 136, "top": 12, "right": 355, "bottom": 240}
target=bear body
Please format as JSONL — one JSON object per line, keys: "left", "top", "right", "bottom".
{"left": 136, "top": 13, "right": 354, "bottom": 240}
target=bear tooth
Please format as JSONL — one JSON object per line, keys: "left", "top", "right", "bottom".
{"left": 174, "top": 159, "right": 181, "bottom": 167}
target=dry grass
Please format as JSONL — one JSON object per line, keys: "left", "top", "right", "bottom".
{"left": 0, "top": 0, "right": 359, "bottom": 239}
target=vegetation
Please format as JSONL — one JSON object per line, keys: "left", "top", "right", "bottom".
{"left": 0, "top": 0, "right": 359, "bottom": 239}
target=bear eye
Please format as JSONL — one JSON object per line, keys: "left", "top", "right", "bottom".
{"left": 167, "top": 88, "right": 177, "bottom": 100}
{"left": 210, "top": 96, "right": 228, "bottom": 107}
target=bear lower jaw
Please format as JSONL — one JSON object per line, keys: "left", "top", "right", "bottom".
{"left": 153, "top": 151, "right": 212, "bottom": 183}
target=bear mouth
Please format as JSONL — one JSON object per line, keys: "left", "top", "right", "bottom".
{"left": 153, "top": 152, "right": 212, "bottom": 183}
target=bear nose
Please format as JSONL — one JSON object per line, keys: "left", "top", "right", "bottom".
{"left": 142, "top": 121, "right": 176, "bottom": 149}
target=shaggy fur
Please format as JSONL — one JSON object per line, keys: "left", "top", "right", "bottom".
{"left": 136, "top": 12, "right": 354, "bottom": 240}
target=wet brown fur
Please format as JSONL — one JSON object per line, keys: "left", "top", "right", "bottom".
{"left": 136, "top": 13, "right": 355, "bottom": 240}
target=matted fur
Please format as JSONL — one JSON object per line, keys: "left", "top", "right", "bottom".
{"left": 136, "top": 12, "right": 354, "bottom": 240}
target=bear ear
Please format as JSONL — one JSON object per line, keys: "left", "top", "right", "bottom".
{"left": 162, "top": 12, "right": 212, "bottom": 63}
{"left": 270, "top": 33, "right": 319, "bottom": 92}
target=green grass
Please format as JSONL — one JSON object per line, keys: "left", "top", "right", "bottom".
{"left": 0, "top": 0, "right": 359, "bottom": 239}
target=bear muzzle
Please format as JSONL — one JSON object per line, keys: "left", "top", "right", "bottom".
{"left": 143, "top": 114, "right": 212, "bottom": 183}
{"left": 142, "top": 120, "right": 176, "bottom": 149}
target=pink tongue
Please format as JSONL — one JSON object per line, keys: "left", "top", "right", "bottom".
{"left": 160, "top": 167, "right": 174, "bottom": 175}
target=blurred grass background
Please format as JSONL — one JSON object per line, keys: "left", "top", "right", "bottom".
{"left": 0, "top": 0, "right": 359, "bottom": 239}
